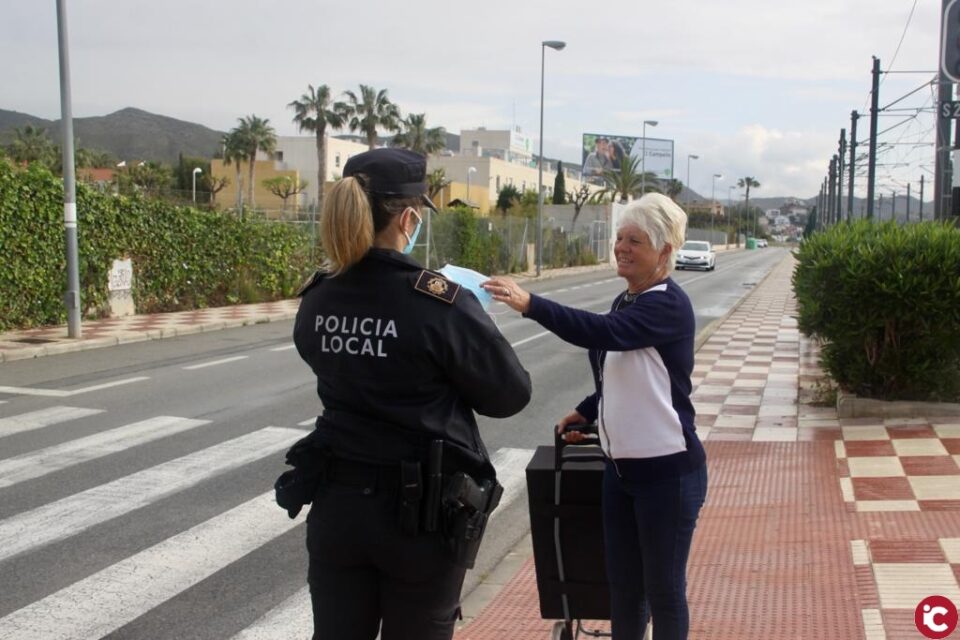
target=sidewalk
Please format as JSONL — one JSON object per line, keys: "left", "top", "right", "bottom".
{"left": 456, "top": 254, "right": 960, "bottom": 640}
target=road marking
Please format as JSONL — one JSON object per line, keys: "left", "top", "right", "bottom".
{"left": 231, "top": 447, "right": 536, "bottom": 639}
{"left": 510, "top": 331, "right": 553, "bottom": 348}
{"left": 0, "top": 492, "right": 300, "bottom": 640}
{"left": 183, "top": 355, "right": 249, "bottom": 370}
{"left": 0, "top": 376, "right": 149, "bottom": 398}
{"left": 230, "top": 586, "right": 312, "bottom": 640}
{"left": 0, "top": 426, "right": 301, "bottom": 562}
{"left": 0, "top": 406, "right": 104, "bottom": 438}
{"left": 270, "top": 345, "right": 297, "bottom": 352}
{"left": 297, "top": 418, "right": 315, "bottom": 427}
{"left": 0, "top": 416, "right": 210, "bottom": 489}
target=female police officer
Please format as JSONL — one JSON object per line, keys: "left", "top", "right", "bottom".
{"left": 292, "top": 148, "right": 531, "bottom": 640}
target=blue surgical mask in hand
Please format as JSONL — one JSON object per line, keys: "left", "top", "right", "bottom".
{"left": 439, "top": 264, "right": 493, "bottom": 310}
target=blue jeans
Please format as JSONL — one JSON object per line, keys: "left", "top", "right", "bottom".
{"left": 602, "top": 461, "right": 708, "bottom": 640}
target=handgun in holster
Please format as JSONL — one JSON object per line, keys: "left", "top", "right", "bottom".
{"left": 441, "top": 471, "right": 504, "bottom": 568}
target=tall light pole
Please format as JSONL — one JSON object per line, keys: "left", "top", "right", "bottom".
{"left": 686, "top": 154, "right": 699, "bottom": 199}
{"left": 711, "top": 173, "right": 722, "bottom": 241}
{"left": 466, "top": 166, "right": 476, "bottom": 204}
{"left": 537, "top": 40, "right": 566, "bottom": 277}
{"left": 728, "top": 185, "right": 736, "bottom": 248}
{"left": 640, "top": 120, "right": 658, "bottom": 196}
{"left": 57, "top": 0, "right": 81, "bottom": 338}
{"left": 192, "top": 167, "right": 202, "bottom": 204}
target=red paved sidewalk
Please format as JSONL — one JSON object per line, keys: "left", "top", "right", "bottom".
{"left": 456, "top": 255, "right": 960, "bottom": 640}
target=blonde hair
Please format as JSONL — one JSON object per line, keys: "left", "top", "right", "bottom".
{"left": 320, "top": 177, "right": 374, "bottom": 275}
{"left": 617, "top": 193, "right": 687, "bottom": 272}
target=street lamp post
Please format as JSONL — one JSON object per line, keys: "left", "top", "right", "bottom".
{"left": 686, "top": 154, "right": 699, "bottom": 199}
{"left": 711, "top": 173, "right": 722, "bottom": 242}
{"left": 728, "top": 185, "right": 737, "bottom": 248}
{"left": 537, "top": 39, "right": 566, "bottom": 277}
{"left": 640, "top": 120, "right": 658, "bottom": 196}
{"left": 192, "top": 167, "right": 202, "bottom": 204}
{"left": 466, "top": 166, "right": 476, "bottom": 204}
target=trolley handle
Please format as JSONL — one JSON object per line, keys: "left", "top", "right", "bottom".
{"left": 553, "top": 423, "right": 605, "bottom": 469}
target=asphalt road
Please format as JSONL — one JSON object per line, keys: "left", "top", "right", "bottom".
{"left": 0, "top": 247, "right": 788, "bottom": 640}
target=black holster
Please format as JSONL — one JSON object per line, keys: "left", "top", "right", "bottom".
{"left": 440, "top": 472, "right": 504, "bottom": 569}
{"left": 274, "top": 431, "right": 331, "bottom": 519}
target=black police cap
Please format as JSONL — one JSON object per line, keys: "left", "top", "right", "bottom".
{"left": 343, "top": 148, "right": 438, "bottom": 212}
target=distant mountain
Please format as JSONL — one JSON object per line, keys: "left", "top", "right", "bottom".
{"left": 0, "top": 107, "right": 225, "bottom": 163}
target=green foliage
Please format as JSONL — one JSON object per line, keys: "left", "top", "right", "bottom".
{"left": 0, "top": 162, "right": 310, "bottom": 331}
{"left": 496, "top": 185, "right": 521, "bottom": 215}
{"left": 552, "top": 162, "right": 566, "bottom": 204}
{"left": 792, "top": 220, "right": 960, "bottom": 401}
{"left": 804, "top": 206, "right": 818, "bottom": 237}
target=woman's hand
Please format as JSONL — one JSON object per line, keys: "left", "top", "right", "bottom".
{"left": 556, "top": 410, "right": 589, "bottom": 443}
{"left": 482, "top": 277, "right": 531, "bottom": 314}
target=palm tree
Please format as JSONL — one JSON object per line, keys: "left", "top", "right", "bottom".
{"left": 392, "top": 113, "right": 446, "bottom": 155}
{"left": 236, "top": 115, "right": 277, "bottom": 209}
{"left": 9, "top": 125, "right": 56, "bottom": 166}
{"left": 665, "top": 178, "right": 684, "bottom": 201}
{"left": 737, "top": 176, "right": 761, "bottom": 245}
{"left": 600, "top": 155, "right": 660, "bottom": 203}
{"left": 426, "top": 168, "right": 451, "bottom": 203}
{"left": 288, "top": 84, "right": 346, "bottom": 214}
{"left": 222, "top": 130, "right": 248, "bottom": 211}
{"left": 343, "top": 84, "right": 401, "bottom": 150}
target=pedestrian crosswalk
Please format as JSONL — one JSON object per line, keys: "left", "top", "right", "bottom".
{"left": 0, "top": 402, "right": 536, "bottom": 640}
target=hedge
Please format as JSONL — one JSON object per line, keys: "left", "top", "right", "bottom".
{"left": 0, "top": 161, "right": 311, "bottom": 331}
{"left": 792, "top": 220, "right": 960, "bottom": 401}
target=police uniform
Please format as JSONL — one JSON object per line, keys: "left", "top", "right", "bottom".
{"left": 291, "top": 149, "right": 531, "bottom": 640}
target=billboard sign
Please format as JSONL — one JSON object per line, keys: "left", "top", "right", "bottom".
{"left": 581, "top": 132, "right": 675, "bottom": 183}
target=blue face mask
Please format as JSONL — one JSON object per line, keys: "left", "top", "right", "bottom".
{"left": 438, "top": 264, "right": 493, "bottom": 310}
{"left": 402, "top": 209, "right": 423, "bottom": 255}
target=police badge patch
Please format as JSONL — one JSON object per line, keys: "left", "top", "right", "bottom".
{"left": 413, "top": 270, "right": 459, "bottom": 303}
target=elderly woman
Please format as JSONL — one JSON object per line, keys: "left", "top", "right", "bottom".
{"left": 484, "top": 193, "right": 707, "bottom": 640}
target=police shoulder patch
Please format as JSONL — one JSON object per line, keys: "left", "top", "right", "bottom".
{"left": 413, "top": 270, "right": 459, "bottom": 304}
{"left": 297, "top": 271, "right": 326, "bottom": 297}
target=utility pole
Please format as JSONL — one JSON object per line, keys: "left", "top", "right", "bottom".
{"left": 936, "top": 0, "right": 954, "bottom": 220}
{"left": 828, "top": 157, "right": 837, "bottom": 225}
{"left": 837, "top": 129, "right": 846, "bottom": 222}
{"left": 867, "top": 57, "right": 880, "bottom": 220}
{"left": 920, "top": 174, "right": 925, "bottom": 221}
{"left": 57, "top": 0, "right": 81, "bottom": 338}
{"left": 906, "top": 183, "right": 911, "bottom": 222}
{"left": 891, "top": 190, "right": 896, "bottom": 222}
{"left": 879, "top": 193, "right": 884, "bottom": 220}
{"left": 848, "top": 112, "right": 858, "bottom": 221}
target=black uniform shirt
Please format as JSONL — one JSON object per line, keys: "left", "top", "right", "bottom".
{"left": 293, "top": 248, "right": 532, "bottom": 470}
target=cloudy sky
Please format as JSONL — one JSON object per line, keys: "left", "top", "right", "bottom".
{"left": 2, "top": 0, "right": 943, "bottom": 199}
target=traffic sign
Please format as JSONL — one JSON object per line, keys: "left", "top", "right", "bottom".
{"left": 941, "top": 100, "right": 960, "bottom": 118}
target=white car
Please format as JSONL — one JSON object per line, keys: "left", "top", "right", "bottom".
{"left": 675, "top": 241, "right": 716, "bottom": 271}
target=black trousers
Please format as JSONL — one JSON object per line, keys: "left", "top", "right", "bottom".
{"left": 306, "top": 459, "right": 466, "bottom": 640}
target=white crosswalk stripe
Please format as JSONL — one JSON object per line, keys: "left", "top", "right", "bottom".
{"left": 0, "top": 492, "right": 300, "bottom": 640}
{"left": 0, "top": 406, "right": 104, "bottom": 438}
{"left": 0, "top": 416, "right": 209, "bottom": 489}
{"left": 0, "top": 397, "right": 538, "bottom": 640}
{"left": 227, "top": 446, "right": 536, "bottom": 640}
{"left": 0, "top": 426, "right": 302, "bottom": 562}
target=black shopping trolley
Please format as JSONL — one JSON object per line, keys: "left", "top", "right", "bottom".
{"left": 526, "top": 425, "right": 611, "bottom": 640}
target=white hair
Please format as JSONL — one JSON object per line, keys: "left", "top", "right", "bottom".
{"left": 616, "top": 193, "right": 688, "bottom": 271}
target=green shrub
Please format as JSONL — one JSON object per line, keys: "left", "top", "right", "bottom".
{"left": 792, "top": 220, "right": 960, "bottom": 401}
{"left": 0, "top": 162, "right": 311, "bottom": 331}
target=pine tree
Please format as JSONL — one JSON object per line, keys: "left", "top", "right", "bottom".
{"left": 552, "top": 161, "right": 566, "bottom": 204}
